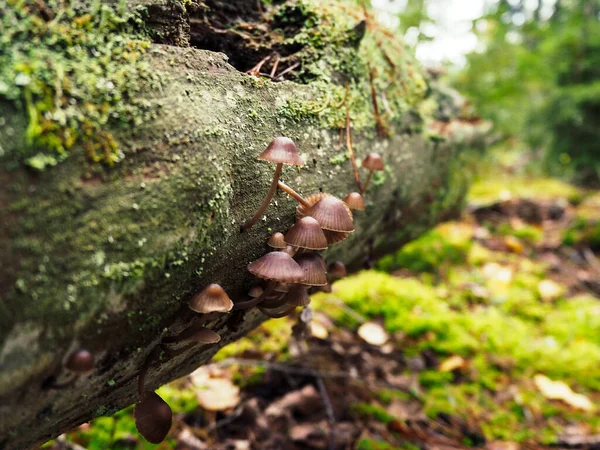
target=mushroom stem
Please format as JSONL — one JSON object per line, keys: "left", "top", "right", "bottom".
{"left": 360, "top": 171, "right": 373, "bottom": 195}
{"left": 259, "top": 292, "right": 288, "bottom": 309}
{"left": 277, "top": 181, "right": 311, "bottom": 208}
{"left": 241, "top": 163, "right": 283, "bottom": 231}
{"left": 345, "top": 82, "right": 361, "bottom": 190}
{"left": 231, "top": 283, "right": 276, "bottom": 310}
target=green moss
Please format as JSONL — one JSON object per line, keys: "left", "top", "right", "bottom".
{"left": 0, "top": 0, "right": 162, "bottom": 169}
{"left": 351, "top": 402, "right": 396, "bottom": 424}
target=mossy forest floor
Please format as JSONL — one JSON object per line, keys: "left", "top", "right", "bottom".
{"left": 45, "top": 148, "right": 600, "bottom": 449}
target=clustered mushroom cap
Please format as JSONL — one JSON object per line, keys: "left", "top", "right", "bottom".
{"left": 294, "top": 253, "right": 328, "bottom": 286}
{"left": 284, "top": 216, "right": 328, "bottom": 250}
{"left": 248, "top": 285, "right": 264, "bottom": 298}
{"left": 184, "top": 328, "right": 221, "bottom": 344}
{"left": 323, "top": 229, "right": 350, "bottom": 245}
{"left": 267, "top": 232, "right": 287, "bottom": 249}
{"left": 189, "top": 284, "right": 234, "bottom": 314}
{"left": 259, "top": 303, "right": 297, "bottom": 318}
{"left": 258, "top": 137, "right": 304, "bottom": 166}
{"left": 283, "top": 245, "right": 296, "bottom": 256}
{"left": 344, "top": 192, "right": 365, "bottom": 211}
{"left": 284, "top": 284, "right": 311, "bottom": 307}
{"left": 361, "top": 153, "right": 384, "bottom": 171}
{"left": 297, "top": 193, "right": 352, "bottom": 220}
{"left": 134, "top": 391, "right": 173, "bottom": 444}
{"left": 328, "top": 260, "right": 347, "bottom": 279}
{"left": 248, "top": 251, "right": 305, "bottom": 283}
{"left": 273, "top": 282, "right": 290, "bottom": 293}
{"left": 65, "top": 349, "right": 94, "bottom": 374}
{"left": 309, "top": 196, "right": 355, "bottom": 233}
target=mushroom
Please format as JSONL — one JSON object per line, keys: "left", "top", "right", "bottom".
{"left": 248, "top": 285, "right": 264, "bottom": 298}
{"left": 259, "top": 303, "right": 297, "bottom": 318}
{"left": 296, "top": 193, "right": 352, "bottom": 221}
{"left": 284, "top": 284, "right": 311, "bottom": 307}
{"left": 284, "top": 216, "right": 328, "bottom": 250}
{"left": 344, "top": 192, "right": 365, "bottom": 211}
{"left": 241, "top": 137, "right": 304, "bottom": 231}
{"left": 163, "top": 327, "right": 221, "bottom": 345}
{"left": 360, "top": 153, "right": 384, "bottom": 195}
{"left": 267, "top": 232, "right": 287, "bottom": 249}
{"left": 188, "top": 284, "right": 233, "bottom": 314}
{"left": 65, "top": 348, "right": 95, "bottom": 374}
{"left": 294, "top": 253, "right": 328, "bottom": 286}
{"left": 232, "top": 251, "right": 305, "bottom": 310}
{"left": 328, "top": 261, "right": 347, "bottom": 280}
{"left": 308, "top": 196, "right": 355, "bottom": 233}
{"left": 134, "top": 391, "right": 173, "bottom": 444}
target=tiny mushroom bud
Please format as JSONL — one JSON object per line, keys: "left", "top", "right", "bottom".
{"left": 294, "top": 253, "right": 328, "bottom": 286}
{"left": 189, "top": 284, "right": 234, "bottom": 314}
{"left": 328, "top": 261, "right": 347, "bottom": 280}
{"left": 248, "top": 285, "right": 264, "bottom": 298}
{"left": 360, "top": 153, "right": 384, "bottom": 195}
{"left": 267, "top": 232, "right": 287, "bottom": 249}
{"left": 65, "top": 348, "right": 95, "bottom": 374}
{"left": 134, "top": 391, "right": 173, "bottom": 444}
{"left": 241, "top": 137, "right": 304, "bottom": 231}
{"left": 309, "top": 196, "right": 355, "bottom": 233}
{"left": 344, "top": 192, "right": 365, "bottom": 211}
{"left": 284, "top": 216, "right": 328, "bottom": 250}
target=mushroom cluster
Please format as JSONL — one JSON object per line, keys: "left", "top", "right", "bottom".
{"left": 133, "top": 136, "right": 384, "bottom": 444}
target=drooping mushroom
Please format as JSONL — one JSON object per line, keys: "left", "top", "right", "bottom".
{"left": 163, "top": 327, "right": 221, "bottom": 345}
{"left": 308, "top": 196, "right": 355, "bottom": 233}
{"left": 267, "top": 232, "right": 287, "bottom": 249}
{"left": 241, "top": 137, "right": 304, "bottom": 231}
{"left": 360, "top": 153, "right": 384, "bottom": 195}
{"left": 232, "top": 251, "right": 305, "bottom": 310}
{"left": 134, "top": 391, "right": 173, "bottom": 444}
{"left": 284, "top": 216, "right": 328, "bottom": 250}
{"left": 294, "top": 253, "right": 328, "bottom": 287}
{"left": 344, "top": 192, "right": 365, "bottom": 211}
{"left": 327, "top": 261, "right": 347, "bottom": 280}
{"left": 188, "top": 284, "right": 233, "bottom": 314}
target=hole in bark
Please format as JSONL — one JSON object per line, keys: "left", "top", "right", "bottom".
{"left": 186, "top": 0, "right": 313, "bottom": 80}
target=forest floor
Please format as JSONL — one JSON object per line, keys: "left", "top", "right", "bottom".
{"left": 46, "top": 148, "right": 600, "bottom": 450}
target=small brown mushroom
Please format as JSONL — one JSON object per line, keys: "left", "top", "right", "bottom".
{"left": 309, "top": 196, "right": 355, "bottom": 233}
{"left": 259, "top": 303, "right": 297, "bottom": 318}
{"left": 296, "top": 192, "right": 352, "bottom": 221}
{"left": 360, "top": 153, "right": 384, "bottom": 195}
{"left": 189, "top": 284, "right": 234, "bottom": 314}
{"left": 267, "top": 232, "right": 287, "bottom": 249}
{"left": 328, "top": 260, "right": 347, "bottom": 280}
{"left": 284, "top": 217, "right": 328, "bottom": 250}
{"left": 163, "top": 327, "right": 221, "bottom": 345}
{"left": 134, "top": 391, "right": 173, "bottom": 444}
{"left": 284, "top": 284, "right": 311, "bottom": 307}
{"left": 241, "top": 137, "right": 304, "bottom": 231}
{"left": 344, "top": 192, "right": 365, "bottom": 211}
{"left": 295, "top": 253, "right": 328, "bottom": 286}
{"left": 248, "top": 285, "right": 264, "bottom": 298}
{"left": 65, "top": 348, "right": 95, "bottom": 374}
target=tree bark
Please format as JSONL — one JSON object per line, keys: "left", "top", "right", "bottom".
{"left": 0, "top": 1, "right": 486, "bottom": 448}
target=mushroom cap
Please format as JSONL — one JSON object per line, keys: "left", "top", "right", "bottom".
{"left": 284, "top": 284, "right": 311, "bottom": 307}
{"left": 248, "top": 285, "right": 264, "bottom": 298}
{"left": 361, "top": 153, "right": 384, "bottom": 171}
{"left": 267, "top": 232, "right": 286, "bottom": 249}
{"left": 189, "top": 284, "right": 234, "bottom": 314}
{"left": 309, "top": 196, "right": 355, "bottom": 233}
{"left": 283, "top": 244, "right": 297, "bottom": 256}
{"left": 134, "top": 391, "right": 173, "bottom": 444}
{"left": 344, "top": 192, "right": 365, "bottom": 211}
{"left": 65, "top": 349, "right": 94, "bottom": 374}
{"left": 296, "top": 192, "right": 352, "bottom": 221}
{"left": 328, "top": 260, "right": 347, "bottom": 279}
{"left": 184, "top": 328, "right": 221, "bottom": 344}
{"left": 284, "top": 217, "right": 328, "bottom": 250}
{"left": 273, "top": 282, "right": 290, "bottom": 293}
{"left": 248, "top": 251, "right": 306, "bottom": 283}
{"left": 324, "top": 229, "right": 350, "bottom": 245}
{"left": 294, "top": 253, "right": 328, "bottom": 286}
{"left": 258, "top": 137, "right": 304, "bottom": 166}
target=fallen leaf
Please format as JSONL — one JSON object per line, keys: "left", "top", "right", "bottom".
{"left": 534, "top": 374, "right": 595, "bottom": 411}
{"left": 357, "top": 321, "right": 389, "bottom": 346}
{"left": 439, "top": 355, "right": 466, "bottom": 372}
{"left": 537, "top": 279, "right": 564, "bottom": 301}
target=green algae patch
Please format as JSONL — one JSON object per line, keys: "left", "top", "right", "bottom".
{"left": 0, "top": 0, "right": 162, "bottom": 169}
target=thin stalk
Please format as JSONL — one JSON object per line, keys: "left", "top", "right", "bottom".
{"left": 241, "top": 164, "right": 282, "bottom": 231}
{"left": 345, "top": 83, "right": 361, "bottom": 190}
{"left": 360, "top": 170, "right": 373, "bottom": 195}
{"left": 277, "top": 181, "right": 311, "bottom": 208}
{"left": 231, "top": 283, "right": 276, "bottom": 310}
